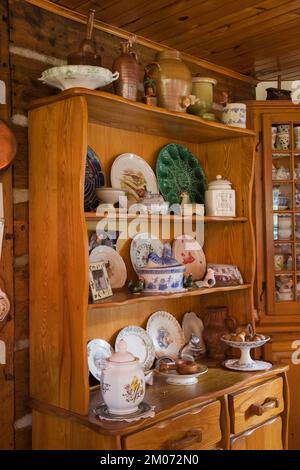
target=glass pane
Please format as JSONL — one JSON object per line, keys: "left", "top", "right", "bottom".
{"left": 294, "top": 124, "right": 300, "bottom": 151}
{"left": 275, "top": 274, "right": 294, "bottom": 302}
{"left": 297, "top": 275, "right": 300, "bottom": 301}
{"left": 294, "top": 154, "right": 300, "bottom": 181}
{"left": 297, "top": 245, "right": 300, "bottom": 270}
{"left": 273, "top": 124, "right": 291, "bottom": 150}
{"left": 274, "top": 243, "right": 293, "bottom": 272}
{"left": 272, "top": 183, "right": 292, "bottom": 211}
{"left": 295, "top": 215, "right": 300, "bottom": 241}
{"left": 295, "top": 184, "right": 300, "bottom": 210}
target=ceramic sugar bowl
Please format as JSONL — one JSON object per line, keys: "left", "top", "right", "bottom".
{"left": 101, "top": 339, "right": 145, "bottom": 415}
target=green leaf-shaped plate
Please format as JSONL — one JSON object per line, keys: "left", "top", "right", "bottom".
{"left": 156, "top": 143, "right": 207, "bottom": 205}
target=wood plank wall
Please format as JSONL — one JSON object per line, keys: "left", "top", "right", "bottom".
{"left": 2, "top": 0, "right": 255, "bottom": 449}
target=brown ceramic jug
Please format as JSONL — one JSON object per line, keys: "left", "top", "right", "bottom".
{"left": 112, "top": 38, "right": 139, "bottom": 101}
{"left": 202, "top": 306, "right": 237, "bottom": 359}
{"left": 145, "top": 51, "right": 192, "bottom": 112}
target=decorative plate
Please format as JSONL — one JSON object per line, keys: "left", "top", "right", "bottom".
{"left": 130, "top": 232, "right": 164, "bottom": 273}
{"left": 93, "top": 401, "right": 154, "bottom": 421}
{"left": 156, "top": 143, "right": 207, "bottom": 205}
{"left": 155, "top": 364, "right": 208, "bottom": 385}
{"left": 111, "top": 153, "right": 159, "bottom": 202}
{"left": 115, "top": 326, "right": 155, "bottom": 371}
{"left": 87, "top": 339, "right": 114, "bottom": 381}
{"left": 172, "top": 234, "right": 206, "bottom": 280}
{"left": 39, "top": 65, "right": 119, "bottom": 91}
{"left": 182, "top": 312, "right": 206, "bottom": 353}
{"left": 85, "top": 147, "right": 106, "bottom": 212}
{"left": 223, "top": 359, "right": 272, "bottom": 372}
{"left": 146, "top": 311, "right": 185, "bottom": 359}
{"left": 89, "top": 246, "right": 127, "bottom": 288}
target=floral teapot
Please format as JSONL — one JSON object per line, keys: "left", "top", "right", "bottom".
{"left": 101, "top": 339, "right": 145, "bottom": 415}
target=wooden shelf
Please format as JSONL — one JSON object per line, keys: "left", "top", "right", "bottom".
{"left": 88, "top": 283, "right": 251, "bottom": 309}
{"left": 29, "top": 88, "right": 256, "bottom": 144}
{"left": 85, "top": 212, "right": 248, "bottom": 223}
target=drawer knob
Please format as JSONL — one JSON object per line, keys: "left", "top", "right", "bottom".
{"left": 163, "top": 429, "right": 202, "bottom": 450}
{"left": 250, "top": 397, "right": 280, "bottom": 416}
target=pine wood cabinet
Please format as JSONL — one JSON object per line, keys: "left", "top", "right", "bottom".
{"left": 28, "top": 89, "right": 287, "bottom": 450}
{"left": 247, "top": 101, "right": 300, "bottom": 449}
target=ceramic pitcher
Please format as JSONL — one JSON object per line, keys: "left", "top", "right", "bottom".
{"left": 203, "top": 306, "right": 237, "bottom": 359}
{"left": 112, "top": 38, "right": 139, "bottom": 101}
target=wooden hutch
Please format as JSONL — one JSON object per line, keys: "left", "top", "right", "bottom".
{"left": 28, "top": 89, "right": 289, "bottom": 450}
{"left": 247, "top": 101, "right": 300, "bottom": 449}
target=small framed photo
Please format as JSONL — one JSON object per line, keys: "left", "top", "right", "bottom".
{"left": 89, "top": 261, "right": 113, "bottom": 302}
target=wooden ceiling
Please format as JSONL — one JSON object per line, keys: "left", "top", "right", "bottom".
{"left": 51, "top": 0, "right": 300, "bottom": 81}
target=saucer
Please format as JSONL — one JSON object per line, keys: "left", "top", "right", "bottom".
{"left": 223, "top": 359, "right": 272, "bottom": 372}
{"left": 93, "top": 401, "right": 154, "bottom": 421}
{"left": 155, "top": 364, "right": 208, "bottom": 385}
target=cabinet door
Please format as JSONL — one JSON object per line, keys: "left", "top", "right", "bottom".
{"left": 231, "top": 417, "right": 283, "bottom": 450}
{"left": 262, "top": 114, "right": 300, "bottom": 316}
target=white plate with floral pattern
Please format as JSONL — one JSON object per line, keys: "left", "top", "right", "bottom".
{"left": 89, "top": 246, "right": 127, "bottom": 288}
{"left": 146, "top": 311, "right": 185, "bottom": 359}
{"left": 87, "top": 339, "right": 114, "bottom": 381}
{"left": 130, "top": 232, "right": 164, "bottom": 273}
{"left": 111, "top": 153, "right": 159, "bottom": 202}
{"left": 115, "top": 326, "right": 155, "bottom": 371}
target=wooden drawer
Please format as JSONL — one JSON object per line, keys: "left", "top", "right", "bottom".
{"left": 229, "top": 377, "right": 284, "bottom": 434}
{"left": 231, "top": 417, "right": 283, "bottom": 450}
{"left": 123, "top": 401, "right": 222, "bottom": 450}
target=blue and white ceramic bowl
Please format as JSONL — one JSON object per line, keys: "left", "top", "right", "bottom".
{"left": 137, "top": 264, "right": 186, "bottom": 293}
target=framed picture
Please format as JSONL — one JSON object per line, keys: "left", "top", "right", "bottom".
{"left": 207, "top": 263, "right": 244, "bottom": 287}
{"left": 89, "top": 261, "right": 113, "bottom": 302}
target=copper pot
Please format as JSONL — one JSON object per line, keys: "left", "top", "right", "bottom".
{"left": 112, "top": 39, "right": 139, "bottom": 101}
{"left": 202, "top": 306, "right": 237, "bottom": 359}
{"left": 145, "top": 50, "right": 192, "bottom": 112}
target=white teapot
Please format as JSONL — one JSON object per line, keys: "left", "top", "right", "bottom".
{"left": 101, "top": 339, "right": 145, "bottom": 415}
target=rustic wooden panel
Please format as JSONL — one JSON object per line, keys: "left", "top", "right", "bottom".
{"left": 14, "top": 348, "right": 30, "bottom": 420}
{"left": 0, "top": 0, "right": 14, "bottom": 451}
{"left": 15, "top": 427, "right": 32, "bottom": 450}
{"left": 53, "top": 0, "right": 300, "bottom": 80}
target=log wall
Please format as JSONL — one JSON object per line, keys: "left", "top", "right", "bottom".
{"left": 1, "top": 0, "right": 256, "bottom": 449}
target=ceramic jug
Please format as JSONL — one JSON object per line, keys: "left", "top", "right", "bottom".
{"left": 203, "top": 306, "right": 237, "bottom": 359}
{"left": 187, "top": 76, "right": 217, "bottom": 118}
{"left": 67, "top": 9, "right": 101, "bottom": 66}
{"left": 112, "top": 38, "right": 139, "bottom": 101}
{"left": 101, "top": 339, "right": 145, "bottom": 415}
{"left": 145, "top": 50, "right": 192, "bottom": 112}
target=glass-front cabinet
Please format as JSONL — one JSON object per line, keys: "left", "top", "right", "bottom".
{"left": 263, "top": 114, "right": 300, "bottom": 314}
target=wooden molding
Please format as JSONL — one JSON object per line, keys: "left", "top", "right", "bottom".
{"left": 24, "top": 0, "right": 258, "bottom": 85}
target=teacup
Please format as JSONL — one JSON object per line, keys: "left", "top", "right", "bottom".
{"left": 277, "top": 125, "right": 290, "bottom": 133}
{"left": 278, "top": 215, "right": 292, "bottom": 229}
{"left": 276, "top": 290, "right": 293, "bottom": 301}
{"left": 274, "top": 254, "right": 285, "bottom": 271}
{"left": 278, "top": 228, "right": 292, "bottom": 240}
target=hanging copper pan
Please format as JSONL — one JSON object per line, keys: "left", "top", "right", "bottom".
{"left": 0, "top": 120, "right": 17, "bottom": 171}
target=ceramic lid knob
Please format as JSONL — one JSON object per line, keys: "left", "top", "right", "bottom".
{"left": 109, "top": 339, "right": 135, "bottom": 363}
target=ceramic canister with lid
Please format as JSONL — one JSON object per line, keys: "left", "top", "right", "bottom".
{"left": 205, "top": 175, "right": 236, "bottom": 217}
{"left": 101, "top": 339, "right": 145, "bottom": 415}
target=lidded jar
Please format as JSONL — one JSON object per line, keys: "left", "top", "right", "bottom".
{"left": 112, "top": 38, "right": 139, "bottom": 101}
{"left": 101, "top": 339, "right": 145, "bottom": 415}
{"left": 205, "top": 175, "right": 236, "bottom": 217}
{"left": 145, "top": 50, "right": 192, "bottom": 112}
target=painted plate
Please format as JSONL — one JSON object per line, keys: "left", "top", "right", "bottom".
{"left": 156, "top": 143, "right": 207, "bottom": 205}
{"left": 146, "top": 311, "right": 185, "bottom": 359}
{"left": 89, "top": 246, "right": 127, "bottom": 288}
{"left": 111, "top": 153, "right": 159, "bottom": 202}
{"left": 85, "top": 146, "right": 105, "bottom": 212}
{"left": 115, "top": 326, "right": 155, "bottom": 371}
{"left": 182, "top": 312, "right": 206, "bottom": 352}
{"left": 172, "top": 234, "right": 206, "bottom": 281}
{"left": 130, "top": 232, "right": 164, "bottom": 273}
{"left": 87, "top": 339, "right": 114, "bottom": 381}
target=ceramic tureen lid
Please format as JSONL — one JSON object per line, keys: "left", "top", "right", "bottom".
{"left": 146, "top": 242, "right": 181, "bottom": 268}
{"left": 207, "top": 175, "right": 233, "bottom": 190}
{"left": 108, "top": 339, "right": 136, "bottom": 363}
